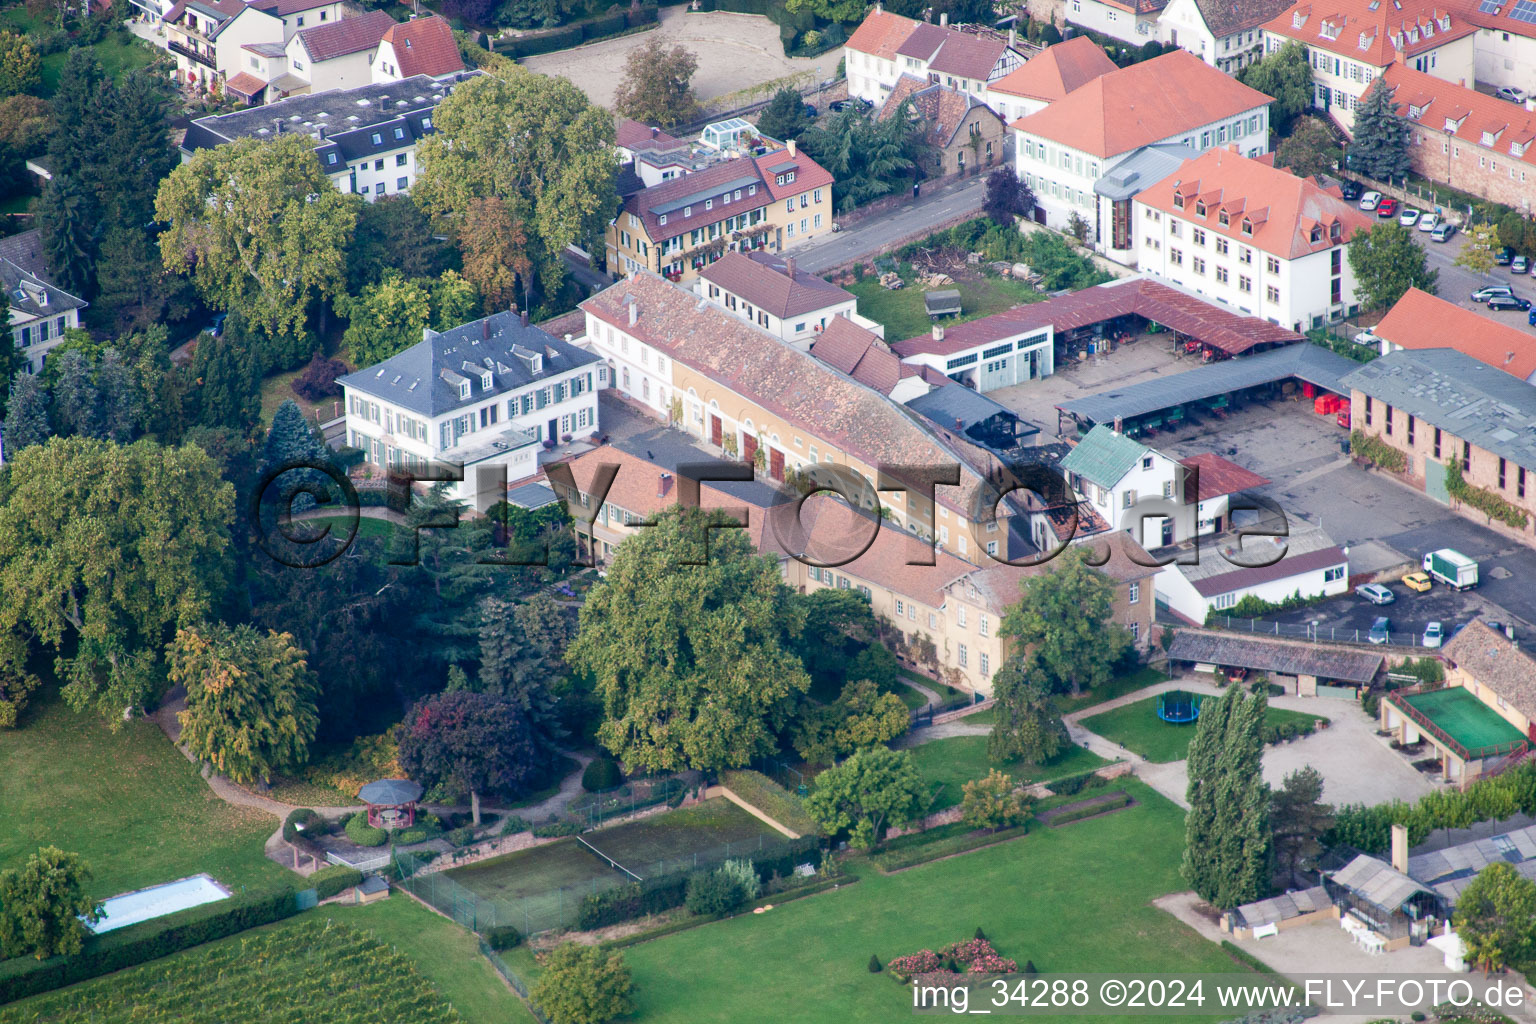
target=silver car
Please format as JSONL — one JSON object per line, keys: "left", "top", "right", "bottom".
{"left": 1423, "top": 622, "right": 1445, "bottom": 648}
{"left": 1355, "top": 583, "right": 1395, "bottom": 605}
{"left": 1418, "top": 213, "right": 1438, "bottom": 233}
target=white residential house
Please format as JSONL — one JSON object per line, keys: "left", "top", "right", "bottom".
{"left": 982, "top": 36, "right": 1118, "bottom": 123}
{"left": 1155, "top": 521, "right": 1350, "bottom": 621}
{"left": 1059, "top": 424, "right": 1197, "bottom": 547}
{"left": 694, "top": 250, "right": 883, "bottom": 347}
{"left": 1157, "top": 0, "right": 1294, "bottom": 72}
{"left": 1133, "top": 146, "right": 1373, "bottom": 330}
{"left": 337, "top": 310, "right": 604, "bottom": 511}
{"left": 580, "top": 296, "right": 681, "bottom": 420}
{"left": 278, "top": 10, "right": 395, "bottom": 97}
{"left": 369, "top": 15, "right": 467, "bottom": 84}
{"left": 162, "top": 0, "right": 345, "bottom": 93}
{"left": 0, "top": 231, "right": 86, "bottom": 376}
{"left": 1177, "top": 452, "right": 1273, "bottom": 535}
{"left": 1065, "top": 0, "right": 1168, "bottom": 45}
{"left": 1011, "top": 49, "right": 1273, "bottom": 254}
{"left": 843, "top": 7, "right": 1026, "bottom": 108}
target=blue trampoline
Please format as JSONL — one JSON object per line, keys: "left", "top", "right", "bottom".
{"left": 1158, "top": 690, "right": 1201, "bottom": 724}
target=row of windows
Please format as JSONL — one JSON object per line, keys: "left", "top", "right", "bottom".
{"left": 13, "top": 315, "right": 69, "bottom": 349}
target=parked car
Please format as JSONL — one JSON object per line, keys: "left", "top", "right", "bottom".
{"left": 1514, "top": 255, "right": 1530, "bottom": 274}
{"left": 1401, "top": 571, "right": 1432, "bottom": 593}
{"left": 1472, "top": 284, "right": 1514, "bottom": 301}
{"left": 1399, "top": 207, "right": 1420, "bottom": 228}
{"left": 1368, "top": 616, "right": 1392, "bottom": 645}
{"left": 1339, "top": 179, "right": 1365, "bottom": 201}
{"left": 1418, "top": 213, "right": 1438, "bottom": 233}
{"left": 1497, "top": 86, "right": 1528, "bottom": 103}
{"left": 1528, "top": 307, "right": 1536, "bottom": 326}
{"left": 1353, "top": 330, "right": 1380, "bottom": 347}
{"left": 828, "top": 98, "right": 871, "bottom": 113}
{"left": 201, "top": 312, "right": 227, "bottom": 337}
{"left": 1431, "top": 222, "right": 1457, "bottom": 242}
{"left": 1489, "top": 295, "right": 1531, "bottom": 311}
{"left": 802, "top": 103, "right": 818, "bottom": 119}
{"left": 1359, "top": 190, "right": 1382, "bottom": 211}
{"left": 1355, "top": 583, "right": 1396, "bottom": 605}
{"left": 1496, "top": 246, "right": 1516, "bottom": 265}
{"left": 1377, "top": 198, "right": 1400, "bottom": 218}
{"left": 1422, "top": 621, "right": 1445, "bottom": 648}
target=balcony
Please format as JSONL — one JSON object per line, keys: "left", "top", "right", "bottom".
{"left": 168, "top": 38, "right": 216, "bottom": 69}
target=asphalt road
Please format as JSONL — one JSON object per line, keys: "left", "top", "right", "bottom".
{"left": 791, "top": 175, "right": 987, "bottom": 274}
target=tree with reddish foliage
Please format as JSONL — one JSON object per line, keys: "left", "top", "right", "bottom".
{"left": 459, "top": 196, "right": 531, "bottom": 312}
{"left": 291, "top": 353, "right": 349, "bottom": 404}
{"left": 396, "top": 690, "right": 539, "bottom": 824}
{"left": 983, "top": 167, "right": 1034, "bottom": 225}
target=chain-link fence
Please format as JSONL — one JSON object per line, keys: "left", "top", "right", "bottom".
{"left": 567, "top": 775, "right": 694, "bottom": 830}
{"left": 1205, "top": 616, "right": 1427, "bottom": 650}
{"left": 478, "top": 940, "right": 551, "bottom": 1024}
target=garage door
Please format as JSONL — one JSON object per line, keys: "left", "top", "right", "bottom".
{"left": 1318, "top": 684, "right": 1358, "bottom": 700}
{"left": 1426, "top": 459, "right": 1451, "bottom": 506}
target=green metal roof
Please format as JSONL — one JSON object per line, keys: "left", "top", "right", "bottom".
{"left": 1059, "top": 424, "right": 1149, "bottom": 489}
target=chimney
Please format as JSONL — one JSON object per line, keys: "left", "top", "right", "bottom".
{"left": 565, "top": 333, "right": 573, "bottom": 343}
{"left": 1008, "top": 27, "right": 1016, "bottom": 49}
{"left": 629, "top": 301, "right": 639, "bottom": 326}
{"left": 939, "top": 11, "right": 948, "bottom": 25}
{"left": 932, "top": 323, "right": 945, "bottom": 342}
{"left": 785, "top": 254, "right": 796, "bottom": 279}
{"left": 787, "top": 138, "right": 797, "bottom": 157}
{"left": 273, "top": 118, "right": 283, "bottom": 134}
{"left": 521, "top": 309, "right": 530, "bottom": 328}
{"left": 1507, "top": 351, "right": 1517, "bottom": 366}
{"left": 651, "top": 125, "right": 659, "bottom": 139}
{"left": 658, "top": 471, "right": 673, "bottom": 498}
{"left": 1390, "top": 823, "right": 1409, "bottom": 874}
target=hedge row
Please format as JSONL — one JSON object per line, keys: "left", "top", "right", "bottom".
{"left": 1046, "top": 792, "right": 1132, "bottom": 827}
{"left": 310, "top": 865, "right": 364, "bottom": 900}
{"left": 1326, "top": 762, "right": 1536, "bottom": 853}
{"left": 599, "top": 874, "right": 855, "bottom": 950}
{"left": 720, "top": 770, "right": 819, "bottom": 836}
{"left": 870, "top": 825, "right": 1030, "bottom": 873}
{"left": 492, "top": 6, "right": 657, "bottom": 59}
{"left": 0, "top": 888, "right": 298, "bottom": 1005}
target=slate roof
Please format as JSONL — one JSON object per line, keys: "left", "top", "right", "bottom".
{"left": 1168, "top": 522, "right": 1348, "bottom": 598}
{"left": 1060, "top": 424, "right": 1150, "bottom": 489}
{"left": 1443, "top": 620, "right": 1536, "bottom": 723}
{"left": 1340, "top": 348, "right": 1536, "bottom": 472}
{"left": 0, "top": 229, "right": 48, "bottom": 279}
{"left": 1263, "top": 0, "right": 1475, "bottom": 67}
{"left": 1094, "top": 143, "right": 1198, "bottom": 202}
{"left": 878, "top": 75, "right": 1001, "bottom": 150}
{"left": 379, "top": 15, "right": 463, "bottom": 79}
{"left": 988, "top": 36, "right": 1117, "bottom": 103}
{"left": 1375, "top": 288, "right": 1536, "bottom": 384}
{"left": 1331, "top": 854, "right": 1432, "bottom": 913}
{"left": 809, "top": 314, "right": 918, "bottom": 395}
{"left": 1190, "top": 0, "right": 1296, "bottom": 38}
{"left": 1136, "top": 146, "right": 1374, "bottom": 260}
{"left": 905, "top": 382, "right": 1038, "bottom": 438}
{"left": 1230, "top": 885, "right": 1333, "bottom": 928}
{"left": 1008, "top": 49, "right": 1273, "bottom": 158}
{"left": 336, "top": 309, "right": 601, "bottom": 418}
{"left": 293, "top": 9, "right": 393, "bottom": 62}
{"left": 698, "top": 250, "right": 854, "bottom": 320}
{"left": 1164, "top": 629, "right": 1383, "bottom": 682}
{"left": 1178, "top": 452, "right": 1271, "bottom": 500}
{"left": 0, "top": 230, "right": 86, "bottom": 320}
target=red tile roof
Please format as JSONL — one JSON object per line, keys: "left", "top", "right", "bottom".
{"left": 380, "top": 15, "right": 463, "bottom": 79}
{"left": 926, "top": 30, "right": 1008, "bottom": 80}
{"left": 879, "top": 75, "right": 1002, "bottom": 149}
{"left": 1008, "top": 48, "right": 1273, "bottom": 158}
{"left": 988, "top": 36, "right": 1117, "bottom": 103}
{"left": 1261, "top": 0, "right": 1474, "bottom": 66}
{"left": 1374, "top": 287, "right": 1536, "bottom": 382}
{"left": 620, "top": 161, "right": 772, "bottom": 243}
{"left": 956, "top": 530, "right": 1160, "bottom": 613}
{"left": 293, "top": 10, "right": 393, "bottom": 62}
{"left": 1382, "top": 64, "right": 1536, "bottom": 171}
{"left": 617, "top": 118, "right": 682, "bottom": 152}
{"left": 223, "top": 71, "right": 268, "bottom": 97}
{"left": 752, "top": 145, "right": 834, "bottom": 201}
{"left": 1178, "top": 453, "right": 1271, "bottom": 500}
{"left": 1136, "top": 146, "right": 1374, "bottom": 260}
{"left": 809, "top": 314, "right": 915, "bottom": 394}
{"left": 699, "top": 250, "right": 853, "bottom": 320}
{"left": 846, "top": 8, "right": 921, "bottom": 61}
{"left": 892, "top": 277, "right": 1303, "bottom": 359}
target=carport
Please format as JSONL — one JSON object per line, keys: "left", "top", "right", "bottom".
{"left": 1057, "top": 344, "right": 1361, "bottom": 440}
{"left": 1165, "top": 629, "right": 1384, "bottom": 696}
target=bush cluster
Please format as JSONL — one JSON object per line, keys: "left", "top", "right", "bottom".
{"left": 394, "top": 814, "right": 444, "bottom": 846}
{"left": 582, "top": 758, "right": 622, "bottom": 793}
{"left": 1328, "top": 762, "right": 1536, "bottom": 852}
{"left": 1261, "top": 720, "right": 1317, "bottom": 745}
{"left": 308, "top": 865, "right": 363, "bottom": 900}
{"left": 498, "top": 815, "right": 531, "bottom": 837}
{"left": 290, "top": 354, "right": 349, "bottom": 403}
{"left": 483, "top": 925, "right": 522, "bottom": 951}
{"left": 345, "top": 812, "right": 387, "bottom": 848}
{"left": 490, "top": 6, "right": 658, "bottom": 58}
{"left": 444, "top": 826, "right": 477, "bottom": 848}
{"left": 1350, "top": 430, "right": 1407, "bottom": 472}
{"left": 1047, "top": 792, "right": 1132, "bottom": 827}
{"left": 532, "top": 820, "right": 582, "bottom": 838}
{"left": 684, "top": 869, "right": 750, "bottom": 917}
{"left": 870, "top": 824, "right": 1030, "bottom": 873}
{"left": 282, "top": 808, "right": 323, "bottom": 843}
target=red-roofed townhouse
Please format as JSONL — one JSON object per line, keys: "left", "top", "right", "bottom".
{"left": 372, "top": 15, "right": 465, "bottom": 83}
{"left": 1259, "top": 0, "right": 1475, "bottom": 133}
{"left": 695, "top": 250, "right": 884, "bottom": 347}
{"left": 843, "top": 6, "right": 1026, "bottom": 109}
{"left": 281, "top": 9, "right": 393, "bottom": 95}
{"left": 1156, "top": 0, "right": 1296, "bottom": 73}
{"left": 163, "top": 0, "right": 346, "bottom": 93}
{"left": 1375, "top": 287, "right": 1536, "bottom": 383}
{"left": 1133, "top": 145, "right": 1374, "bottom": 330}
{"left": 1066, "top": 0, "right": 1168, "bottom": 47}
{"left": 983, "top": 36, "right": 1117, "bottom": 123}
{"left": 1011, "top": 49, "right": 1273, "bottom": 250}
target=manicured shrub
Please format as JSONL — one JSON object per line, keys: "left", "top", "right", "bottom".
{"left": 484, "top": 925, "right": 522, "bottom": 951}
{"left": 870, "top": 825, "right": 1029, "bottom": 873}
{"left": 717, "top": 858, "right": 760, "bottom": 901}
{"left": 445, "top": 826, "right": 476, "bottom": 848}
{"left": 532, "top": 819, "right": 582, "bottom": 838}
{"left": 684, "top": 869, "right": 748, "bottom": 917}
{"left": 1046, "top": 792, "right": 1132, "bottom": 827}
{"left": 869, "top": 954, "right": 882, "bottom": 972}
{"left": 345, "top": 812, "right": 387, "bottom": 847}
{"left": 582, "top": 758, "right": 622, "bottom": 793}
{"left": 974, "top": 927, "right": 986, "bottom": 941}
{"left": 1024, "top": 960, "right": 1037, "bottom": 974}
{"left": 283, "top": 808, "right": 321, "bottom": 843}
{"left": 498, "top": 815, "right": 530, "bottom": 836}
{"left": 309, "top": 865, "right": 363, "bottom": 900}
{"left": 290, "top": 354, "right": 349, "bottom": 403}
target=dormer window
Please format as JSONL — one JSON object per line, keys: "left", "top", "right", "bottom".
{"left": 1409, "top": 103, "right": 1425, "bottom": 118}
{"left": 1195, "top": 201, "right": 1206, "bottom": 216}
{"left": 458, "top": 381, "right": 470, "bottom": 400}
{"left": 1292, "top": 9, "right": 1306, "bottom": 26}
{"left": 684, "top": 206, "right": 691, "bottom": 217}
{"left": 775, "top": 174, "right": 784, "bottom": 185}
{"left": 394, "top": 127, "right": 405, "bottom": 140}
{"left": 1440, "top": 14, "right": 1450, "bottom": 29}
{"left": 1330, "top": 221, "right": 1342, "bottom": 241}
{"left": 1218, "top": 210, "right": 1229, "bottom": 226}
{"left": 748, "top": 184, "right": 756, "bottom": 195}
{"left": 1444, "top": 117, "right": 1460, "bottom": 131}
{"left": 722, "top": 192, "right": 730, "bottom": 204}
{"left": 371, "top": 132, "right": 382, "bottom": 145}
{"left": 1173, "top": 193, "right": 1185, "bottom": 208}
{"left": 659, "top": 214, "right": 667, "bottom": 225}
{"left": 423, "top": 116, "right": 432, "bottom": 129}
{"left": 1514, "top": 141, "right": 1528, "bottom": 157}
{"left": 480, "top": 371, "right": 493, "bottom": 389}
{"left": 786, "top": 171, "right": 795, "bottom": 182}
{"left": 705, "top": 199, "right": 712, "bottom": 210}
{"left": 326, "top": 152, "right": 338, "bottom": 164}
{"left": 1310, "top": 225, "right": 1321, "bottom": 243}
{"left": 1241, "top": 218, "right": 1253, "bottom": 235}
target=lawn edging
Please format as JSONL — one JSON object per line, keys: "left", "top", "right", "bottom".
{"left": 1039, "top": 791, "right": 1134, "bottom": 828}
{"left": 597, "top": 874, "right": 859, "bottom": 951}
{"left": 870, "top": 824, "right": 1031, "bottom": 874}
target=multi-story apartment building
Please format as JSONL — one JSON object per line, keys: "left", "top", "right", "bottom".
{"left": 843, "top": 7, "right": 1026, "bottom": 110}
{"left": 984, "top": 36, "right": 1117, "bottom": 124}
{"left": 1260, "top": 0, "right": 1475, "bottom": 132}
{"left": 1066, "top": 0, "right": 1168, "bottom": 45}
{"left": 1011, "top": 49, "right": 1273, "bottom": 254}
{"left": 163, "top": 0, "right": 344, "bottom": 92}
{"left": 695, "top": 251, "right": 883, "bottom": 347}
{"left": 1133, "top": 146, "right": 1372, "bottom": 330}
{"left": 337, "top": 310, "right": 603, "bottom": 510}
{"left": 605, "top": 142, "right": 834, "bottom": 283}
{"left": 0, "top": 230, "right": 87, "bottom": 376}
{"left": 180, "top": 72, "right": 480, "bottom": 199}
{"left": 1343, "top": 348, "right": 1536, "bottom": 545}
{"left": 1157, "top": 0, "right": 1294, "bottom": 71}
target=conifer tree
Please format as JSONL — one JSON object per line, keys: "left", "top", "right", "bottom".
{"left": 50, "top": 349, "right": 99, "bottom": 439}
{"left": 3, "top": 370, "right": 50, "bottom": 451}
{"left": 1351, "top": 79, "right": 1410, "bottom": 182}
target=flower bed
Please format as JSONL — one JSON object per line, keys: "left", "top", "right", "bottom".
{"left": 887, "top": 937, "right": 1018, "bottom": 982}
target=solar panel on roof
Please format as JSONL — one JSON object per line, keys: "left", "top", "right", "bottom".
{"left": 1511, "top": 0, "right": 1536, "bottom": 22}
{"left": 1479, "top": 0, "right": 1502, "bottom": 13}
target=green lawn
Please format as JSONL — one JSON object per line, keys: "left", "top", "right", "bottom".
{"left": 899, "top": 668, "right": 965, "bottom": 702}
{"left": 0, "top": 691, "right": 297, "bottom": 899}
{"left": 283, "top": 514, "right": 396, "bottom": 541}
{"left": 1, "top": 18, "right": 160, "bottom": 97}
{"left": 259, "top": 366, "right": 342, "bottom": 427}
{"left": 907, "top": 737, "right": 1111, "bottom": 812}
{"left": 1055, "top": 667, "right": 1169, "bottom": 716}
{"left": 585, "top": 797, "right": 780, "bottom": 873}
{"left": 845, "top": 272, "right": 1045, "bottom": 341}
{"left": 890, "top": 680, "right": 929, "bottom": 711}
{"left": 506, "top": 780, "right": 1254, "bottom": 1024}
{"left": 1080, "top": 694, "right": 1329, "bottom": 763}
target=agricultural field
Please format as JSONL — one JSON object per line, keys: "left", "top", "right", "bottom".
{"left": 1080, "top": 694, "right": 1329, "bottom": 764}
{"left": 0, "top": 690, "right": 294, "bottom": 899}
{"left": 906, "top": 736, "right": 1111, "bottom": 812}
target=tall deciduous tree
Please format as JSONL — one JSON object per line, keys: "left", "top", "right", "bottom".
{"left": 1275, "top": 116, "right": 1341, "bottom": 180}
{"left": 987, "top": 657, "right": 1066, "bottom": 765}
{"left": 983, "top": 166, "right": 1035, "bottom": 224}
{"left": 530, "top": 943, "right": 635, "bottom": 1024}
{"left": 413, "top": 70, "right": 616, "bottom": 300}
{"left": 1350, "top": 78, "right": 1410, "bottom": 182}
{"left": 346, "top": 194, "right": 458, "bottom": 293}
{"left": 1348, "top": 221, "right": 1438, "bottom": 310}
{"left": 156, "top": 134, "right": 358, "bottom": 339}
{"left": 1235, "top": 41, "right": 1311, "bottom": 136}
{"left": 431, "top": 269, "right": 479, "bottom": 328}
{"left": 397, "top": 689, "right": 540, "bottom": 823}
{"left": 1000, "top": 546, "right": 1130, "bottom": 695}
{"left": 167, "top": 623, "right": 320, "bottom": 785}
{"left": 1454, "top": 862, "right": 1536, "bottom": 972}
{"left": 341, "top": 273, "right": 432, "bottom": 368}
{"left": 0, "top": 437, "right": 234, "bottom": 722}
{"left": 0, "top": 847, "right": 100, "bottom": 960}
{"left": 612, "top": 37, "right": 700, "bottom": 129}
{"left": 1455, "top": 222, "right": 1501, "bottom": 276}
{"left": 793, "top": 678, "right": 909, "bottom": 764}
{"left": 1270, "top": 765, "right": 1333, "bottom": 887}
{"left": 804, "top": 744, "right": 926, "bottom": 848}
{"left": 567, "top": 506, "right": 810, "bottom": 773}
{"left": 1182, "top": 685, "right": 1271, "bottom": 909}
{"left": 456, "top": 197, "right": 530, "bottom": 313}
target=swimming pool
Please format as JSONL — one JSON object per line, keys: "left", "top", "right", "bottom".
{"left": 87, "top": 874, "right": 232, "bottom": 934}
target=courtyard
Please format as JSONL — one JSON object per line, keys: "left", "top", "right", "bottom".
{"left": 519, "top": 8, "right": 841, "bottom": 111}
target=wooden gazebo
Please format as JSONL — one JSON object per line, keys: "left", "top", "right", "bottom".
{"left": 357, "top": 779, "right": 424, "bottom": 829}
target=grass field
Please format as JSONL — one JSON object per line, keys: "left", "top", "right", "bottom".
{"left": 0, "top": 897, "right": 533, "bottom": 1024}
{"left": 0, "top": 691, "right": 295, "bottom": 899}
{"left": 283, "top": 514, "right": 396, "bottom": 541}
{"left": 0, "top": 13, "right": 160, "bottom": 96}
{"left": 258, "top": 366, "right": 342, "bottom": 427}
{"left": 845, "top": 271, "right": 1044, "bottom": 341}
{"left": 582, "top": 798, "right": 781, "bottom": 872}
{"left": 1080, "top": 694, "right": 1329, "bottom": 763}
{"left": 907, "top": 737, "right": 1112, "bottom": 812}
{"left": 504, "top": 779, "right": 1253, "bottom": 1024}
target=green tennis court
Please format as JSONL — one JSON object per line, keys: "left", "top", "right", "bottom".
{"left": 1399, "top": 688, "right": 1526, "bottom": 752}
